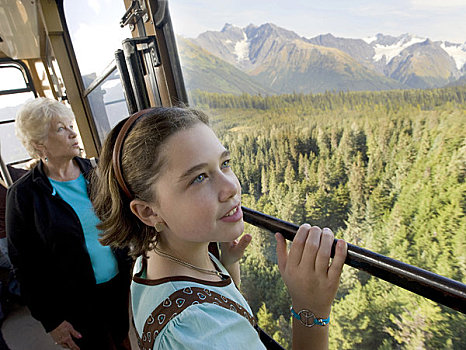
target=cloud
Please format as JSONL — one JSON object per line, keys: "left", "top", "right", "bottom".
{"left": 169, "top": 0, "right": 465, "bottom": 43}
{"left": 409, "top": 0, "right": 466, "bottom": 8}
{"left": 73, "top": 23, "right": 128, "bottom": 75}
{"left": 87, "top": 0, "right": 101, "bottom": 14}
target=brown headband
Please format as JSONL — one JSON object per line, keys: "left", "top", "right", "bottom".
{"left": 112, "top": 108, "right": 153, "bottom": 200}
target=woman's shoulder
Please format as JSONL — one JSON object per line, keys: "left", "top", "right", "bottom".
{"left": 6, "top": 169, "right": 35, "bottom": 199}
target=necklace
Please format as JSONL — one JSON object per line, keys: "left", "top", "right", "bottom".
{"left": 153, "top": 244, "right": 227, "bottom": 280}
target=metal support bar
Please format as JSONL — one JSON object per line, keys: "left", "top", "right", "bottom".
{"left": 158, "top": 13, "right": 188, "bottom": 105}
{"left": 0, "top": 58, "right": 38, "bottom": 98}
{"left": 115, "top": 49, "right": 137, "bottom": 114}
{"left": 82, "top": 61, "right": 117, "bottom": 98}
{"left": 149, "top": 1, "right": 188, "bottom": 105}
{"left": 242, "top": 206, "right": 466, "bottom": 314}
{"left": 0, "top": 146, "right": 13, "bottom": 187}
{"left": 257, "top": 326, "right": 285, "bottom": 350}
{"left": 121, "top": 36, "right": 162, "bottom": 109}
{"left": 0, "top": 87, "right": 32, "bottom": 96}
{"left": 122, "top": 38, "right": 151, "bottom": 110}
{"left": 141, "top": 38, "right": 162, "bottom": 106}
{"left": 6, "top": 158, "right": 32, "bottom": 167}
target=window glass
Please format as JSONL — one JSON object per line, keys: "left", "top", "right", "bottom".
{"left": 84, "top": 71, "right": 129, "bottom": 142}
{"left": 0, "top": 122, "right": 29, "bottom": 164}
{"left": 0, "top": 66, "right": 27, "bottom": 91}
{"left": 169, "top": 2, "right": 465, "bottom": 350}
{"left": 0, "top": 93, "right": 34, "bottom": 122}
{"left": 63, "top": 1, "right": 132, "bottom": 139}
{"left": 0, "top": 65, "right": 35, "bottom": 164}
{"left": 63, "top": 1, "right": 132, "bottom": 82}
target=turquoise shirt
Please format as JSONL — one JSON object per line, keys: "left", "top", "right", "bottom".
{"left": 131, "top": 254, "right": 266, "bottom": 350}
{"left": 49, "top": 174, "right": 118, "bottom": 284}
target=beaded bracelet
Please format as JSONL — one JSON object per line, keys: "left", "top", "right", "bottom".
{"left": 290, "top": 307, "right": 330, "bottom": 327}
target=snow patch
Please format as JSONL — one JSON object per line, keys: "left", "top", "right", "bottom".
{"left": 373, "top": 36, "right": 425, "bottom": 63}
{"left": 234, "top": 31, "right": 249, "bottom": 62}
{"left": 441, "top": 42, "right": 466, "bottom": 70}
{"left": 363, "top": 36, "right": 377, "bottom": 44}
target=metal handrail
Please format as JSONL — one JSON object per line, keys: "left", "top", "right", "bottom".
{"left": 0, "top": 144, "right": 13, "bottom": 187}
{"left": 82, "top": 60, "right": 117, "bottom": 98}
{"left": 242, "top": 206, "right": 466, "bottom": 314}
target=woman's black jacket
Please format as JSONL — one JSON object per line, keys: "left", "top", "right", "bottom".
{"left": 6, "top": 157, "right": 131, "bottom": 332}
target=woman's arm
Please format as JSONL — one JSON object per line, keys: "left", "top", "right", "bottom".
{"left": 276, "top": 226, "right": 347, "bottom": 350}
{"left": 6, "top": 186, "right": 65, "bottom": 332}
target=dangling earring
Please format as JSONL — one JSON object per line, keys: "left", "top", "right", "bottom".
{"left": 155, "top": 222, "right": 164, "bottom": 233}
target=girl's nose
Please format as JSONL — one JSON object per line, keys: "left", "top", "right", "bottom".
{"left": 218, "top": 172, "right": 239, "bottom": 202}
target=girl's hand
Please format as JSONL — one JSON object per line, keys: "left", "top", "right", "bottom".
{"left": 219, "top": 234, "right": 252, "bottom": 286}
{"left": 276, "top": 225, "right": 347, "bottom": 317}
{"left": 219, "top": 233, "right": 252, "bottom": 267}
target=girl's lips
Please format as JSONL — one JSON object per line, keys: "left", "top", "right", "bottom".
{"left": 220, "top": 205, "right": 243, "bottom": 222}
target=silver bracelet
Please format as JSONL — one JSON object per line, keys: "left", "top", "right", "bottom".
{"left": 290, "top": 307, "right": 330, "bottom": 327}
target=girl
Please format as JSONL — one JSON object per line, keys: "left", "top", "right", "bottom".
{"left": 92, "top": 107, "right": 347, "bottom": 349}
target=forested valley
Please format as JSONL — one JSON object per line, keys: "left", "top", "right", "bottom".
{"left": 191, "top": 86, "right": 466, "bottom": 349}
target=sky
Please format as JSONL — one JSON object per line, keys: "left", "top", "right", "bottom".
{"left": 169, "top": 0, "right": 466, "bottom": 43}
{"left": 60, "top": 0, "right": 466, "bottom": 77}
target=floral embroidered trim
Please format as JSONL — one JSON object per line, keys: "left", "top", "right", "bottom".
{"left": 136, "top": 287, "right": 256, "bottom": 350}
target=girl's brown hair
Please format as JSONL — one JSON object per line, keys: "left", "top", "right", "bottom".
{"left": 91, "top": 107, "right": 209, "bottom": 257}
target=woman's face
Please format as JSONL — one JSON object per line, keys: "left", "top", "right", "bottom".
{"left": 40, "top": 115, "right": 80, "bottom": 160}
{"left": 152, "top": 123, "right": 244, "bottom": 245}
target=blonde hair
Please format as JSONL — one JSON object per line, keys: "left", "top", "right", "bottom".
{"left": 92, "top": 107, "right": 209, "bottom": 257}
{"left": 15, "top": 98, "right": 74, "bottom": 159}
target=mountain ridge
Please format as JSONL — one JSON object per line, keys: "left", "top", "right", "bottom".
{"left": 178, "top": 23, "right": 466, "bottom": 94}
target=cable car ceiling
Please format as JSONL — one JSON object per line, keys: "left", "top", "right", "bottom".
{"left": 0, "top": 0, "right": 42, "bottom": 60}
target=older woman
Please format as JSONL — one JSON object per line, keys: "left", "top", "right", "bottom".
{"left": 6, "top": 98, "right": 131, "bottom": 350}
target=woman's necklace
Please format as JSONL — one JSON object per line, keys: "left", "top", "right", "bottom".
{"left": 153, "top": 244, "right": 227, "bottom": 279}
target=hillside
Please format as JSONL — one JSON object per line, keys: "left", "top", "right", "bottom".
{"left": 385, "top": 39, "right": 460, "bottom": 88}
{"left": 176, "top": 37, "right": 274, "bottom": 95}
{"left": 193, "top": 86, "right": 466, "bottom": 349}
{"left": 246, "top": 37, "right": 404, "bottom": 93}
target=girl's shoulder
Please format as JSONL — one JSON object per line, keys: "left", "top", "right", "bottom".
{"left": 131, "top": 258, "right": 265, "bottom": 350}
{"left": 130, "top": 255, "right": 257, "bottom": 343}
{"left": 154, "top": 302, "right": 266, "bottom": 350}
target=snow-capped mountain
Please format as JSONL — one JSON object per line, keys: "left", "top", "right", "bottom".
{"left": 441, "top": 42, "right": 466, "bottom": 71}
{"left": 364, "top": 34, "right": 466, "bottom": 72}
{"left": 183, "top": 23, "right": 466, "bottom": 93}
{"left": 365, "top": 34, "right": 427, "bottom": 63}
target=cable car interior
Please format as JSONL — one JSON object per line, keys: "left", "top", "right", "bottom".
{"left": 0, "top": 0, "right": 465, "bottom": 349}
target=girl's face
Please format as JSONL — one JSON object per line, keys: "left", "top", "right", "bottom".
{"left": 151, "top": 123, "right": 244, "bottom": 245}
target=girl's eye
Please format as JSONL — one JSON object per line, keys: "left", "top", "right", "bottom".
{"left": 69, "top": 125, "right": 74, "bottom": 129}
{"left": 57, "top": 127, "right": 64, "bottom": 132}
{"left": 221, "top": 159, "right": 231, "bottom": 168}
{"left": 192, "top": 174, "right": 206, "bottom": 184}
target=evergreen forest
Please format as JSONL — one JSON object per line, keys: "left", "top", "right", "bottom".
{"left": 191, "top": 86, "right": 466, "bottom": 349}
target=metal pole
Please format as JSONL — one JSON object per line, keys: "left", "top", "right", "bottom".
{"left": 242, "top": 206, "right": 466, "bottom": 314}
{"left": 115, "top": 49, "right": 138, "bottom": 114}
{"left": 0, "top": 143, "right": 13, "bottom": 187}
